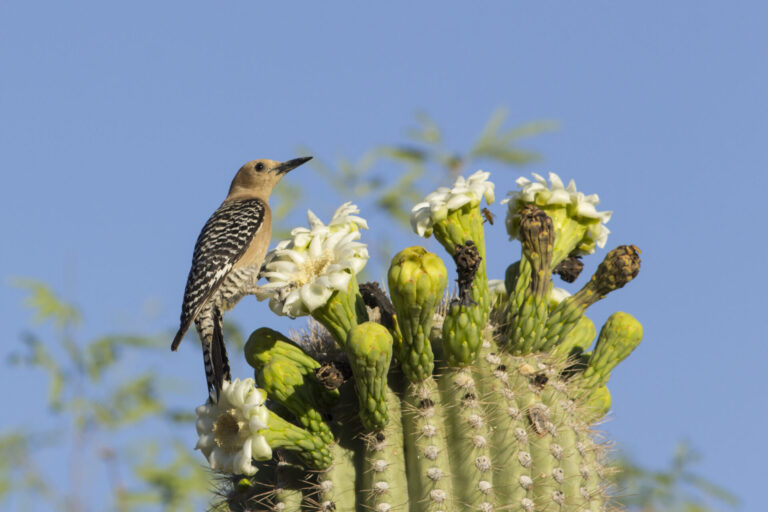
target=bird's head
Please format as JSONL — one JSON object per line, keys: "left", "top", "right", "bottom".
{"left": 228, "top": 157, "right": 312, "bottom": 200}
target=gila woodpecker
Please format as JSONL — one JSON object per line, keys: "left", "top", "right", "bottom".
{"left": 171, "top": 157, "right": 311, "bottom": 395}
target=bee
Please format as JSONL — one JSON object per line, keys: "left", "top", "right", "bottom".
{"left": 481, "top": 208, "right": 495, "bottom": 225}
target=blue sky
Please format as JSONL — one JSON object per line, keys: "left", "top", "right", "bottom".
{"left": 2, "top": 1, "right": 766, "bottom": 510}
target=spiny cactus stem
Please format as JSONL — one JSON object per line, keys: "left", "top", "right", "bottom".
{"left": 436, "top": 366, "right": 496, "bottom": 510}
{"left": 315, "top": 398, "right": 366, "bottom": 512}
{"left": 578, "top": 436, "right": 610, "bottom": 512}
{"left": 527, "top": 384, "right": 567, "bottom": 512}
{"left": 360, "top": 385, "right": 409, "bottom": 512}
{"left": 473, "top": 341, "right": 534, "bottom": 508}
{"left": 402, "top": 378, "right": 456, "bottom": 511}
{"left": 274, "top": 461, "right": 305, "bottom": 511}
{"left": 261, "top": 411, "right": 332, "bottom": 470}
{"left": 555, "top": 421, "right": 583, "bottom": 510}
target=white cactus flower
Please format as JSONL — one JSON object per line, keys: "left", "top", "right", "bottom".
{"left": 503, "top": 172, "right": 612, "bottom": 255}
{"left": 257, "top": 203, "right": 369, "bottom": 317}
{"left": 195, "top": 378, "right": 272, "bottom": 476}
{"left": 410, "top": 170, "right": 495, "bottom": 237}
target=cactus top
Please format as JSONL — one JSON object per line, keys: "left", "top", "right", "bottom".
{"left": 256, "top": 203, "right": 369, "bottom": 317}
{"left": 503, "top": 172, "right": 612, "bottom": 257}
{"left": 195, "top": 378, "right": 272, "bottom": 476}
{"left": 410, "top": 170, "right": 495, "bottom": 237}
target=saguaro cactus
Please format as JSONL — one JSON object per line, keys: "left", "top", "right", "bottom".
{"left": 192, "top": 173, "right": 642, "bottom": 512}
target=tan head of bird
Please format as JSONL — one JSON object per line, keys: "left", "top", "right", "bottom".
{"left": 227, "top": 157, "right": 312, "bottom": 201}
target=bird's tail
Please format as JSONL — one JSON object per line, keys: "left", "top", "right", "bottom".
{"left": 206, "top": 307, "right": 232, "bottom": 396}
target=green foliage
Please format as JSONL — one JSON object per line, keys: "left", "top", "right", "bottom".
{"left": 612, "top": 443, "right": 739, "bottom": 512}
{"left": 2, "top": 281, "right": 212, "bottom": 511}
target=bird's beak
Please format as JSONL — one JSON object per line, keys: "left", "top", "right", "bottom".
{"left": 274, "top": 156, "right": 312, "bottom": 175}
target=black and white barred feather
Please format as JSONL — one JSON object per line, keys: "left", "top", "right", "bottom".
{"left": 171, "top": 199, "right": 266, "bottom": 391}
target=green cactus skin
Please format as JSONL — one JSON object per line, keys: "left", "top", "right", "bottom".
{"left": 543, "top": 245, "right": 641, "bottom": 351}
{"left": 401, "top": 378, "right": 456, "bottom": 511}
{"left": 229, "top": 346, "right": 617, "bottom": 512}
{"left": 346, "top": 322, "right": 394, "bottom": 432}
{"left": 388, "top": 247, "right": 447, "bottom": 382}
{"left": 431, "top": 204, "right": 491, "bottom": 328}
{"left": 581, "top": 312, "right": 643, "bottom": 390}
{"left": 552, "top": 315, "right": 596, "bottom": 360}
{"left": 441, "top": 301, "right": 485, "bottom": 367}
{"left": 212, "top": 194, "right": 641, "bottom": 512}
{"left": 245, "top": 327, "right": 340, "bottom": 410}
{"left": 508, "top": 206, "right": 554, "bottom": 354}
{"left": 311, "top": 274, "right": 369, "bottom": 348}
{"left": 260, "top": 410, "right": 332, "bottom": 470}
{"left": 256, "top": 358, "right": 335, "bottom": 444}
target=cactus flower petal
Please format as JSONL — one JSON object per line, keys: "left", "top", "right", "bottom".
{"left": 503, "top": 172, "right": 611, "bottom": 261}
{"left": 409, "top": 170, "right": 495, "bottom": 238}
{"left": 257, "top": 203, "right": 369, "bottom": 317}
{"left": 194, "top": 378, "right": 272, "bottom": 476}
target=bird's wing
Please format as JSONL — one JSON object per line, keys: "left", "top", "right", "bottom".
{"left": 171, "top": 198, "right": 266, "bottom": 350}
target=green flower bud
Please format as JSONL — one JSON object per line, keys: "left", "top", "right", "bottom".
{"left": 257, "top": 358, "right": 334, "bottom": 444}
{"left": 585, "top": 385, "right": 612, "bottom": 422}
{"left": 346, "top": 322, "right": 394, "bottom": 431}
{"left": 245, "top": 327, "right": 339, "bottom": 409}
{"left": 582, "top": 312, "right": 643, "bottom": 389}
{"left": 261, "top": 411, "right": 332, "bottom": 469}
{"left": 388, "top": 247, "right": 447, "bottom": 382}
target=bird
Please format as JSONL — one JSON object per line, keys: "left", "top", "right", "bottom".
{"left": 171, "top": 157, "right": 312, "bottom": 396}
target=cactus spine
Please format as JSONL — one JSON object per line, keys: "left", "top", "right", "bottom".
{"left": 196, "top": 172, "right": 642, "bottom": 512}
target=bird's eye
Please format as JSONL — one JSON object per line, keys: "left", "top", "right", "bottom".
{"left": 255, "top": 162, "right": 265, "bottom": 172}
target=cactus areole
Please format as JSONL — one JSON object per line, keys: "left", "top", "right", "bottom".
{"left": 191, "top": 173, "right": 643, "bottom": 511}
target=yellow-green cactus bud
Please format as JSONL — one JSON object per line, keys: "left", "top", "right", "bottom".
{"left": 544, "top": 245, "right": 641, "bottom": 349}
{"left": 261, "top": 410, "right": 332, "bottom": 469}
{"left": 256, "top": 358, "right": 335, "bottom": 444}
{"left": 310, "top": 274, "right": 369, "bottom": 348}
{"left": 244, "top": 327, "right": 340, "bottom": 409}
{"left": 346, "top": 322, "right": 394, "bottom": 431}
{"left": 553, "top": 314, "right": 597, "bottom": 359}
{"left": 441, "top": 302, "right": 484, "bottom": 366}
{"left": 585, "top": 385, "right": 612, "bottom": 423}
{"left": 582, "top": 311, "right": 643, "bottom": 389}
{"left": 388, "top": 247, "right": 447, "bottom": 382}
{"left": 508, "top": 205, "right": 554, "bottom": 353}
